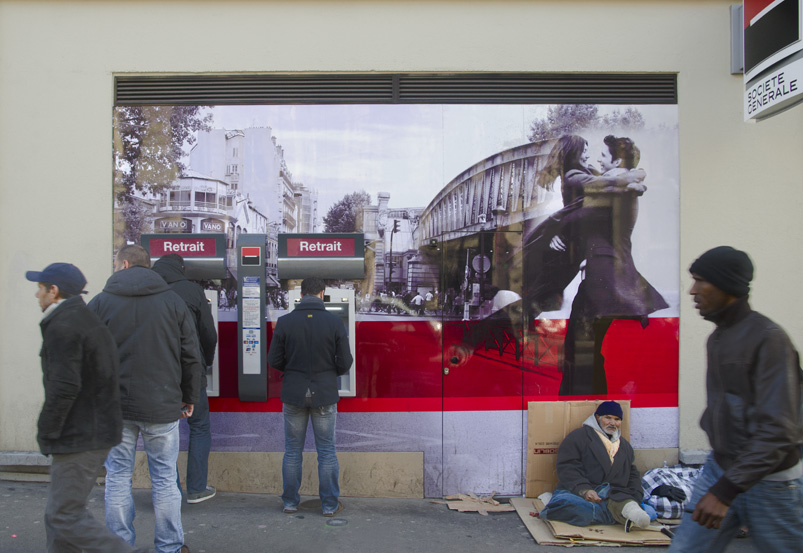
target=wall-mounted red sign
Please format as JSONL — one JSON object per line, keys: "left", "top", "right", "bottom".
{"left": 286, "top": 237, "right": 356, "bottom": 257}
{"left": 141, "top": 233, "right": 227, "bottom": 280}
{"left": 277, "top": 233, "right": 365, "bottom": 279}
{"left": 148, "top": 237, "right": 219, "bottom": 257}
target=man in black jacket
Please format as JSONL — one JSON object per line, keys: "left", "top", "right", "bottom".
{"left": 669, "top": 246, "right": 803, "bottom": 553}
{"left": 153, "top": 254, "right": 217, "bottom": 504}
{"left": 89, "top": 245, "right": 202, "bottom": 553}
{"left": 26, "top": 262, "right": 148, "bottom": 553}
{"left": 268, "top": 277, "right": 353, "bottom": 517}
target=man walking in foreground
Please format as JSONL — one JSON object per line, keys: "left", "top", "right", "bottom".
{"left": 268, "top": 277, "right": 353, "bottom": 517}
{"left": 26, "top": 262, "right": 149, "bottom": 553}
{"left": 89, "top": 245, "right": 203, "bottom": 553}
{"left": 669, "top": 246, "right": 803, "bottom": 553}
{"left": 153, "top": 253, "right": 218, "bottom": 504}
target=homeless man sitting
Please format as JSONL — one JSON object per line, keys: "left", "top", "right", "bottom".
{"left": 540, "top": 401, "right": 655, "bottom": 528}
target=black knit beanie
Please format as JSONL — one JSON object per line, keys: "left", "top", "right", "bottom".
{"left": 689, "top": 246, "right": 753, "bottom": 298}
{"left": 595, "top": 401, "right": 623, "bottom": 418}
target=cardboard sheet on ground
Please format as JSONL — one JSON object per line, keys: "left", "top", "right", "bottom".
{"left": 511, "top": 497, "right": 672, "bottom": 547}
{"left": 525, "top": 400, "right": 631, "bottom": 498}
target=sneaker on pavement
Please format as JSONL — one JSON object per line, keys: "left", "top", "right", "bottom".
{"left": 323, "top": 501, "right": 344, "bottom": 517}
{"left": 180, "top": 546, "right": 190, "bottom": 553}
{"left": 186, "top": 486, "right": 216, "bottom": 504}
{"left": 283, "top": 505, "right": 298, "bottom": 514}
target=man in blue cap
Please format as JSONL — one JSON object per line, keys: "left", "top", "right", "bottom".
{"left": 26, "top": 263, "right": 148, "bottom": 552}
{"left": 669, "top": 246, "right": 803, "bottom": 553}
{"left": 540, "top": 400, "right": 653, "bottom": 529}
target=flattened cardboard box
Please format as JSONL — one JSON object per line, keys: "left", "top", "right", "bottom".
{"left": 525, "top": 400, "right": 631, "bottom": 498}
{"left": 511, "top": 497, "right": 671, "bottom": 546}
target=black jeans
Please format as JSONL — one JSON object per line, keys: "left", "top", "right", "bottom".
{"left": 46, "top": 448, "right": 148, "bottom": 553}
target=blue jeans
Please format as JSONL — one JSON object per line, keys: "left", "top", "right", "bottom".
{"left": 105, "top": 420, "right": 184, "bottom": 553}
{"left": 669, "top": 454, "right": 803, "bottom": 553}
{"left": 282, "top": 401, "right": 339, "bottom": 513}
{"left": 541, "top": 486, "right": 617, "bottom": 526}
{"left": 541, "top": 485, "right": 656, "bottom": 527}
{"left": 184, "top": 387, "right": 211, "bottom": 495}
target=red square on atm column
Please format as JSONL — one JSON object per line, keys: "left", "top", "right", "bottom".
{"left": 241, "top": 247, "right": 261, "bottom": 266}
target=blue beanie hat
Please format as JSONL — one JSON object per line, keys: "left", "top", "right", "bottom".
{"left": 595, "top": 401, "right": 623, "bottom": 418}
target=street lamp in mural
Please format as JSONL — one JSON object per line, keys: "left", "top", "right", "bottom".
{"left": 387, "top": 219, "right": 400, "bottom": 291}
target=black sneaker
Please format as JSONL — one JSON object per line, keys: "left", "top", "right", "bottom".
{"left": 186, "top": 486, "right": 216, "bottom": 504}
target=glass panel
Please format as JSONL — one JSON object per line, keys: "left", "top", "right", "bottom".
{"left": 440, "top": 231, "right": 524, "bottom": 496}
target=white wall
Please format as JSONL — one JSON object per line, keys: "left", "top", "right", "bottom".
{"left": 2, "top": 0, "right": 802, "bottom": 454}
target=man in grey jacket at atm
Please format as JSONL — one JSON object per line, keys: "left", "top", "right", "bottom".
{"left": 268, "top": 277, "right": 353, "bottom": 517}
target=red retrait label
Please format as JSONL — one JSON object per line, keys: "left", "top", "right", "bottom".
{"left": 286, "top": 238, "right": 355, "bottom": 257}
{"left": 149, "top": 238, "right": 218, "bottom": 257}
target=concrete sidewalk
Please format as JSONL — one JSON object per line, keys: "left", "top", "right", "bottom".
{"left": 0, "top": 480, "right": 759, "bottom": 553}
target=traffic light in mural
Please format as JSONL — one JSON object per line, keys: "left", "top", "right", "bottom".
{"left": 392, "top": 219, "right": 400, "bottom": 233}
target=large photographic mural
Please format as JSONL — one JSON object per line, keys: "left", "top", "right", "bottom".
{"left": 113, "top": 103, "right": 679, "bottom": 496}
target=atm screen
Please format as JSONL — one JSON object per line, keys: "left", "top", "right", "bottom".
{"left": 325, "top": 303, "right": 349, "bottom": 336}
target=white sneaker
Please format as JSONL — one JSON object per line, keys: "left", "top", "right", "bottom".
{"left": 621, "top": 501, "right": 650, "bottom": 529}
{"left": 537, "top": 492, "right": 553, "bottom": 506}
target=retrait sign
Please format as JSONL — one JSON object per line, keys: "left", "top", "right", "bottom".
{"left": 277, "top": 233, "right": 365, "bottom": 279}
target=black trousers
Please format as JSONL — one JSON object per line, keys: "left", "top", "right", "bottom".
{"left": 46, "top": 448, "right": 148, "bottom": 553}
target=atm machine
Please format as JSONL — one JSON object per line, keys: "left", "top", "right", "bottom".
{"left": 287, "top": 287, "right": 356, "bottom": 397}
{"left": 278, "top": 233, "right": 364, "bottom": 398}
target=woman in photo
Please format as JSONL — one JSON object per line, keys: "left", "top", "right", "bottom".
{"left": 523, "top": 134, "right": 664, "bottom": 395}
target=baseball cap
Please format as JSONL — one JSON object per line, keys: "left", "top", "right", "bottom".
{"left": 25, "top": 263, "right": 87, "bottom": 296}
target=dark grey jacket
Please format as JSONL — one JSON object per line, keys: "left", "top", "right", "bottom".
{"left": 37, "top": 296, "right": 123, "bottom": 455}
{"left": 268, "top": 295, "right": 353, "bottom": 407}
{"left": 88, "top": 266, "right": 203, "bottom": 423}
{"left": 702, "top": 297, "right": 803, "bottom": 504}
{"left": 152, "top": 256, "right": 217, "bottom": 387}
{"left": 555, "top": 423, "right": 643, "bottom": 503}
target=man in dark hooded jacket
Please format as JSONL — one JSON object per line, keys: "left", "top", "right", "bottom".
{"left": 153, "top": 253, "right": 217, "bottom": 504}
{"left": 89, "top": 245, "right": 202, "bottom": 553}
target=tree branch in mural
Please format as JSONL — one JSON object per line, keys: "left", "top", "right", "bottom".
{"left": 113, "top": 106, "right": 213, "bottom": 201}
{"left": 527, "top": 105, "right": 645, "bottom": 143}
{"left": 323, "top": 190, "right": 372, "bottom": 233}
{"left": 113, "top": 198, "right": 153, "bottom": 249}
